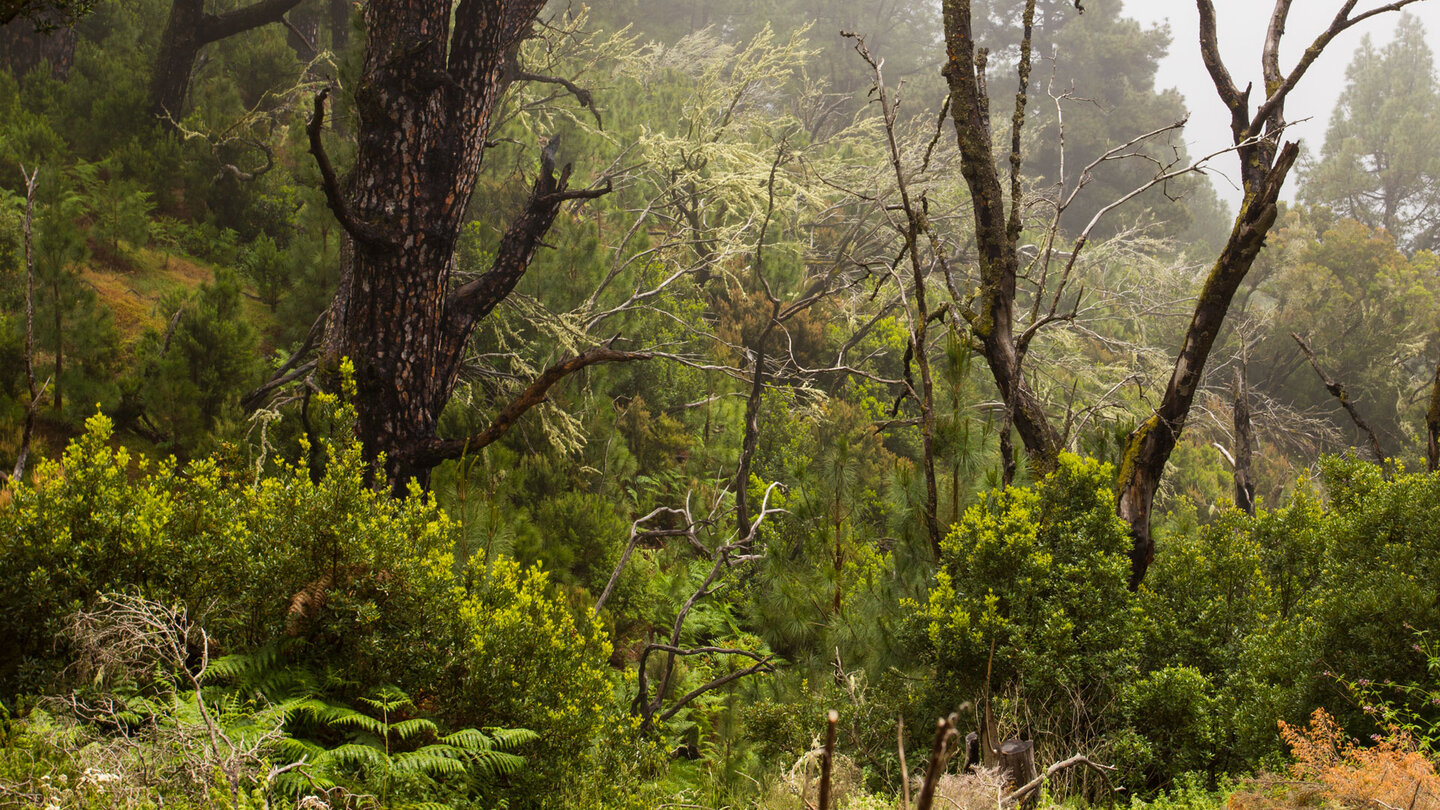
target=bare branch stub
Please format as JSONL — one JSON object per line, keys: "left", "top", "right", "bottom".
{"left": 818, "top": 710, "right": 839, "bottom": 810}
{"left": 914, "top": 716, "right": 955, "bottom": 810}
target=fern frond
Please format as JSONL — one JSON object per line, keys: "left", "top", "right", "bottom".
{"left": 468, "top": 749, "right": 527, "bottom": 777}
{"left": 273, "top": 769, "right": 334, "bottom": 797}
{"left": 392, "top": 751, "right": 467, "bottom": 776}
{"left": 483, "top": 727, "right": 539, "bottom": 750}
{"left": 440, "top": 728, "right": 493, "bottom": 750}
{"left": 389, "top": 717, "right": 438, "bottom": 741}
{"left": 323, "top": 705, "right": 386, "bottom": 736}
{"left": 275, "top": 736, "right": 326, "bottom": 762}
{"left": 326, "top": 742, "right": 386, "bottom": 770}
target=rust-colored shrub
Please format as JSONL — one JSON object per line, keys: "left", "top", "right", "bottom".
{"left": 1230, "top": 708, "right": 1440, "bottom": 810}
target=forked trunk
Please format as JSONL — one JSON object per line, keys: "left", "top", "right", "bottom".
{"left": 315, "top": 0, "right": 603, "bottom": 494}
{"left": 148, "top": 0, "right": 305, "bottom": 126}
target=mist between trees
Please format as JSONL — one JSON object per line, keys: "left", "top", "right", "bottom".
{"left": 1, "top": 1, "right": 1440, "bottom": 809}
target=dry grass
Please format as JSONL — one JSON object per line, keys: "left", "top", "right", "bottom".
{"left": 81, "top": 247, "right": 216, "bottom": 345}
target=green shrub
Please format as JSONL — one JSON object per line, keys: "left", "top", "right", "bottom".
{"left": 917, "top": 453, "right": 1141, "bottom": 757}
{"left": 0, "top": 403, "right": 624, "bottom": 808}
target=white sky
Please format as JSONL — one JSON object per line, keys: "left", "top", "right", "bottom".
{"left": 1118, "top": 0, "right": 1440, "bottom": 206}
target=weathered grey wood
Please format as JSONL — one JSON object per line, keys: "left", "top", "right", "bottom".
{"left": 999, "top": 739, "right": 1037, "bottom": 809}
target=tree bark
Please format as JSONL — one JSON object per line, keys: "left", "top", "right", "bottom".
{"left": 942, "top": 0, "right": 1064, "bottom": 478}
{"left": 999, "top": 739, "right": 1039, "bottom": 810}
{"left": 315, "top": 0, "right": 610, "bottom": 494}
{"left": 1428, "top": 351, "right": 1440, "bottom": 473}
{"left": 1232, "top": 366, "right": 1256, "bottom": 516}
{"left": 1115, "top": 141, "right": 1297, "bottom": 587}
{"left": 147, "top": 0, "right": 305, "bottom": 125}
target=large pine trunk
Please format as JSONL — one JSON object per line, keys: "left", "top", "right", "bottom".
{"left": 316, "top": 0, "right": 593, "bottom": 493}
{"left": 148, "top": 0, "right": 205, "bottom": 123}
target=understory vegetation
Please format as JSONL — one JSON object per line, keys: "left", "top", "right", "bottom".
{"left": 3, "top": 0, "right": 1440, "bottom": 808}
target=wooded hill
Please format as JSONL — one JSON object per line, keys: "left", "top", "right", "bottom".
{"left": 2, "top": 1, "right": 1439, "bottom": 809}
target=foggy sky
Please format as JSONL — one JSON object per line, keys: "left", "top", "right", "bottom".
{"left": 1119, "top": 0, "right": 1440, "bottom": 208}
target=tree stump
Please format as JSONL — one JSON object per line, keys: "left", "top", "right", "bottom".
{"left": 999, "top": 738, "right": 1037, "bottom": 809}
{"left": 964, "top": 731, "right": 981, "bottom": 772}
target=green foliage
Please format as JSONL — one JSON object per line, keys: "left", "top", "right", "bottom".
{"left": 1142, "top": 457, "right": 1440, "bottom": 780}
{"left": 0, "top": 405, "right": 621, "bottom": 807}
{"left": 275, "top": 685, "right": 537, "bottom": 808}
{"left": 919, "top": 454, "right": 1140, "bottom": 722}
{"left": 1112, "top": 666, "right": 1221, "bottom": 790}
{"left": 1338, "top": 630, "right": 1440, "bottom": 756}
{"left": 1302, "top": 14, "right": 1440, "bottom": 254}
{"left": 125, "top": 267, "right": 259, "bottom": 450}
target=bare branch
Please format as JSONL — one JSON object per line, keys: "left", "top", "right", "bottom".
{"left": 307, "top": 88, "right": 395, "bottom": 250}
{"left": 1002, "top": 753, "right": 1117, "bottom": 805}
{"left": 596, "top": 501, "right": 709, "bottom": 612}
{"left": 416, "top": 344, "right": 651, "bottom": 465}
{"left": 1291, "top": 332, "right": 1388, "bottom": 465}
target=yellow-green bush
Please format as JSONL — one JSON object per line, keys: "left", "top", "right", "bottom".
{"left": 0, "top": 409, "right": 622, "bottom": 808}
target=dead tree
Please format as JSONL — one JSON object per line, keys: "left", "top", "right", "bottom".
{"left": 847, "top": 32, "right": 943, "bottom": 555}
{"left": 1292, "top": 332, "right": 1389, "bottom": 465}
{"left": 9, "top": 167, "right": 44, "bottom": 484}
{"left": 1232, "top": 365, "right": 1256, "bottom": 515}
{"left": 940, "top": 0, "right": 1427, "bottom": 587}
{"left": 1428, "top": 352, "right": 1440, "bottom": 472}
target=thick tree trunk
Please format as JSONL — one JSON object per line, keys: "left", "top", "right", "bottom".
{"left": 942, "top": 0, "right": 1064, "bottom": 478}
{"left": 148, "top": 0, "right": 205, "bottom": 124}
{"left": 1116, "top": 141, "right": 1297, "bottom": 587}
{"left": 148, "top": 0, "right": 305, "bottom": 125}
{"left": 315, "top": 0, "right": 606, "bottom": 494}
{"left": 0, "top": 14, "right": 75, "bottom": 79}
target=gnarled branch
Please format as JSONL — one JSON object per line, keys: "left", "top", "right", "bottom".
{"left": 414, "top": 344, "right": 650, "bottom": 466}
{"left": 307, "top": 88, "right": 395, "bottom": 249}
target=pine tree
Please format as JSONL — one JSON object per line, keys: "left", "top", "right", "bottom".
{"left": 1302, "top": 15, "right": 1440, "bottom": 254}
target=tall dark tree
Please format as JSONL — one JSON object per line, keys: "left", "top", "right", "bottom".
{"left": 941, "top": 0, "right": 1423, "bottom": 587}
{"left": 147, "top": 0, "right": 306, "bottom": 125}
{"left": 304, "top": 0, "right": 626, "bottom": 492}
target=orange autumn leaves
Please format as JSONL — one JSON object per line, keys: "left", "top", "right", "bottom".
{"left": 1233, "top": 708, "right": 1439, "bottom": 810}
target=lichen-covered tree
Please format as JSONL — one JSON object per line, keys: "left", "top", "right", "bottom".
{"left": 940, "top": 0, "right": 1426, "bottom": 587}
{"left": 301, "top": 0, "right": 627, "bottom": 492}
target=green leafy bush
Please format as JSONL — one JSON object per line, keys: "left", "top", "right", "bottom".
{"left": 0, "top": 403, "right": 622, "bottom": 808}
{"left": 917, "top": 453, "right": 1141, "bottom": 757}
